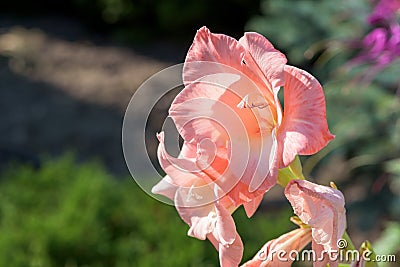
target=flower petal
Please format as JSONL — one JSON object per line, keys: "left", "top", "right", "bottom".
{"left": 174, "top": 184, "right": 216, "bottom": 239}
{"left": 219, "top": 233, "right": 244, "bottom": 267}
{"left": 151, "top": 175, "right": 177, "bottom": 200}
{"left": 172, "top": 71, "right": 273, "bottom": 144}
{"left": 183, "top": 26, "right": 246, "bottom": 85}
{"left": 285, "top": 180, "right": 346, "bottom": 267}
{"left": 243, "top": 194, "right": 264, "bottom": 218}
{"left": 238, "top": 32, "right": 287, "bottom": 91}
{"left": 215, "top": 200, "right": 237, "bottom": 245}
{"left": 312, "top": 241, "right": 330, "bottom": 267}
{"left": 278, "top": 65, "right": 334, "bottom": 167}
{"left": 241, "top": 227, "right": 312, "bottom": 267}
{"left": 199, "top": 133, "right": 278, "bottom": 209}
{"left": 183, "top": 27, "right": 277, "bottom": 113}
{"left": 156, "top": 132, "right": 209, "bottom": 187}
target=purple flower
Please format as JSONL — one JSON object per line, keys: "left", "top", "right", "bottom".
{"left": 368, "top": 0, "right": 400, "bottom": 25}
{"left": 348, "top": 0, "right": 400, "bottom": 78}
{"left": 387, "top": 23, "right": 400, "bottom": 55}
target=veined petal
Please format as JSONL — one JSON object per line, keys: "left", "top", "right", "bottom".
{"left": 230, "top": 132, "right": 278, "bottom": 195}
{"left": 199, "top": 133, "right": 278, "bottom": 209}
{"left": 278, "top": 65, "right": 334, "bottom": 167}
{"left": 184, "top": 26, "right": 246, "bottom": 85}
{"left": 238, "top": 32, "right": 287, "bottom": 91}
{"left": 156, "top": 132, "right": 208, "bottom": 187}
{"left": 183, "top": 27, "right": 278, "bottom": 117}
{"left": 174, "top": 184, "right": 217, "bottom": 239}
{"left": 285, "top": 180, "right": 346, "bottom": 267}
{"left": 219, "top": 233, "right": 244, "bottom": 267}
{"left": 215, "top": 200, "right": 237, "bottom": 245}
{"left": 171, "top": 72, "right": 274, "bottom": 144}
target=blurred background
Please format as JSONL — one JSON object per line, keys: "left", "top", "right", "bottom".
{"left": 0, "top": 0, "right": 399, "bottom": 266}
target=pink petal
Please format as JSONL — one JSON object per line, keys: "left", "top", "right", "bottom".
{"left": 151, "top": 175, "right": 178, "bottom": 200}
{"left": 199, "top": 134, "right": 278, "bottom": 209}
{"left": 241, "top": 227, "right": 312, "bottom": 267}
{"left": 174, "top": 184, "right": 216, "bottom": 239}
{"left": 219, "top": 233, "right": 244, "bottom": 267}
{"left": 312, "top": 242, "right": 331, "bottom": 267}
{"left": 238, "top": 32, "right": 287, "bottom": 91}
{"left": 215, "top": 200, "right": 237, "bottom": 245}
{"left": 243, "top": 194, "right": 264, "bottom": 218}
{"left": 186, "top": 215, "right": 215, "bottom": 240}
{"left": 183, "top": 26, "right": 246, "bottom": 85}
{"left": 171, "top": 71, "right": 273, "bottom": 144}
{"left": 285, "top": 180, "right": 346, "bottom": 267}
{"left": 240, "top": 133, "right": 277, "bottom": 193}
{"left": 169, "top": 76, "right": 279, "bottom": 207}
{"left": 183, "top": 27, "right": 277, "bottom": 119}
{"left": 152, "top": 132, "right": 205, "bottom": 200}
{"left": 277, "top": 65, "right": 334, "bottom": 167}
{"left": 155, "top": 132, "right": 210, "bottom": 188}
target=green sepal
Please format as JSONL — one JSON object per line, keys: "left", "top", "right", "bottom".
{"left": 277, "top": 155, "right": 305, "bottom": 187}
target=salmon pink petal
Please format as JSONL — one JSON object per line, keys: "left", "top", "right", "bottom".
{"left": 219, "top": 233, "right": 244, "bottom": 267}
{"left": 243, "top": 194, "right": 264, "bottom": 218}
{"left": 156, "top": 132, "right": 209, "bottom": 187}
{"left": 152, "top": 132, "right": 205, "bottom": 200}
{"left": 174, "top": 184, "right": 217, "bottom": 239}
{"left": 183, "top": 27, "right": 277, "bottom": 111}
{"left": 215, "top": 200, "right": 237, "bottom": 245}
{"left": 248, "top": 133, "right": 278, "bottom": 193}
{"left": 207, "top": 230, "right": 244, "bottom": 267}
{"left": 199, "top": 133, "right": 278, "bottom": 208}
{"left": 238, "top": 32, "right": 287, "bottom": 91}
{"left": 183, "top": 26, "right": 246, "bottom": 85}
{"left": 241, "top": 227, "right": 312, "bottom": 267}
{"left": 171, "top": 71, "right": 272, "bottom": 143}
{"left": 170, "top": 81, "right": 236, "bottom": 145}
{"left": 278, "top": 65, "right": 334, "bottom": 167}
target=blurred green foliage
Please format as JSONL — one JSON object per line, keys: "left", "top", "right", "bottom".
{"left": 373, "top": 222, "right": 400, "bottom": 267}
{"left": 0, "top": 155, "right": 293, "bottom": 267}
{"left": 246, "top": 0, "right": 369, "bottom": 68}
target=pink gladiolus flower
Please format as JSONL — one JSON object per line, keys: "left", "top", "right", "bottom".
{"left": 285, "top": 180, "right": 347, "bottom": 267}
{"left": 152, "top": 27, "right": 333, "bottom": 266}
{"left": 156, "top": 26, "right": 333, "bottom": 210}
{"left": 241, "top": 227, "right": 312, "bottom": 267}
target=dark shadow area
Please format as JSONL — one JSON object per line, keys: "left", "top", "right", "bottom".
{"left": 0, "top": 16, "right": 185, "bottom": 174}
{"left": 0, "top": 54, "right": 127, "bottom": 174}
